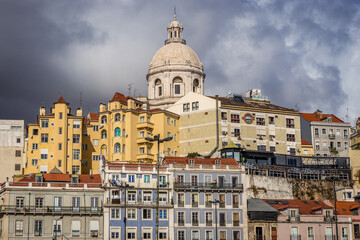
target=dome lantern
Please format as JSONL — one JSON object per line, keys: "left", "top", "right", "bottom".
{"left": 166, "top": 11, "right": 185, "bottom": 44}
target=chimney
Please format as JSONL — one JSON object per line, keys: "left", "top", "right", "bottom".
{"left": 40, "top": 107, "right": 46, "bottom": 116}
{"left": 314, "top": 109, "right": 323, "bottom": 119}
{"left": 99, "top": 103, "right": 107, "bottom": 112}
{"left": 76, "top": 108, "right": 82, "bottom": 117}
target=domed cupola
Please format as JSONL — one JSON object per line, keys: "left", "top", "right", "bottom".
{"left": 147, "top": 12, "right": 206, "bottom": 109}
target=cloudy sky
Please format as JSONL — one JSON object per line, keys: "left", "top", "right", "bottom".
{"left": 1, "top": 0, "right": 360, "bottom": 125}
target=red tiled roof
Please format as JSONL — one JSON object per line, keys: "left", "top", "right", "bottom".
{"left": 264, "top": 199, "right": 332, "bottom": 215}
{"left": 56, "top": 96, "right": 67, "bottom": 103}
{"left": 111, "top": 92, "right": 128, "bottom": 103}
{"left": 301, "top": 139, "right": 312, "bottom": 145}
{"left": 329, "top": 201, "right": 360, "bottom": 215}
{"left": 164, "top": 157, "right": 239, "bottom": 166}
{"left": 79, "top": 174, "right": 102, "bottom": 183}
{"left": 150, "top": 108, "right": 163, "bottom": 112}
{"left": 88, "top": 112, "right": 99, "bottom": 120}
{"left": 301, "top": 113, "right": 344, "bottom": 123}
{"left": 43, "top": 173, "right": 71, "bottom": 182}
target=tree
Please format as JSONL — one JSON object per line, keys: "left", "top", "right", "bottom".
{"left": 186, "top": 152, "right": 202, "bottom": 158}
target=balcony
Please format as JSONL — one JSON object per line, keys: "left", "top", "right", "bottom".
{"left": 106, "top": 199, "right": 173, "bottom": 208}
{"left": 206, "top": 220, "right": 212, "bottom": 226}
{"left": 192, "top": 220, "right": 199, "bottom": 226}
{"left": 192, "top": 201, "right": 198, "bottom": 207}
{"left": 324, "top": 216, "right": 335, "bottom": 222}
{"left": 136, "top": 121, "right": 154, "bottom": 130}
{"left": 136, "top": 138, "right": 148, "bottom": 144}
{"left": 329, "top": 134, "right": 336, "bottom": 139}
{"left": 0, "top": 205, "right": 103, "bottom": 215}
{"left": 136, "top": 153, "right": 154, "bottom": 161}
{"left": 178, "top": 219, "right": 184, "bottom": 226}
{"left": 233, "top": 202, "right": 239, "bottom": 208}
{"left": 290, "top": 235, "right": 301, "bottom": 240}
{"left": 178, "top": 201, "right": 184, "bottom": 207}
{"left": 219, "top": 202, "right": 225, "bottom": 208}
{"left": 34, "top": 230, "right": 42, "bottom": 236}
{"left": 205, "top": 201, "right": 212, "bottom": 207}
{"left": 233, "top": 220, "right": 239, "bottom": 226}
{"left": 288, "top": 215, "right": 300, "bottom": 222}
{"left": 220, "top": 220, "right": 226, "bottom": 226}
{"left": 174, "top": 182, "right": 243, "bottom": 192}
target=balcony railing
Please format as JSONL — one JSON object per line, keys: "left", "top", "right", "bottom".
{"left": 192, "top": 220, "right": 199, "bottom": 226}
{"left": 0, "top": 205, "right": 102, "bottom": 214}
{"left": 233, "top": 202, "right": 239, "bottom": 208}
{"left": 106, "top": 199, "right": 173, "bottom": 207}
{"left": 34, "top": 230, "right": 42, "bottom": 236}
{"left": 219, "top": 202, "right": 225, "bottom": 208}
{"left": 192, "top": 201, "right": 198, "bottom": 207}
{"left": 206, "top": 201, "right": 212, "bottom": 207}
{"left": 233, "top": 220, "right": 239, "bottom": 226}
{"left": 329, "top": 134, "right": 336, "bottom": 139}
{"left": 178, "top": 219, "right": 184, "bottom": 226}
{"left": 178, "top": 201, "right": 184, "bottom": 207}
{"left": 220, "top": 220, "right": 226, "bottom": 226}
{"left": 290, "top": 235, "right": 301, "bottom": 240}
{"left": 324, "top": 216, "right": 335, "bottom": 222}
{"left": 174, "top": 182, "right": 243, "bottom": 191}
{"left": 325, "top": 235, "right": 335, "bottom": 240}
{"left": 206, "top": 220, "right": 212, "bottom": 226}
{"left": 288, "top": 215, "right": 300, "bottom": 222}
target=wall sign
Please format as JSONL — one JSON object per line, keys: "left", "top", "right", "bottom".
{"left": 243, "top": 113, "right": 254, "bottom": 124}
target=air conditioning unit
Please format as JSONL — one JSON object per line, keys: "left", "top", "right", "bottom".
{"left": 91, "top": 231, "right": 98, "bottom": 237}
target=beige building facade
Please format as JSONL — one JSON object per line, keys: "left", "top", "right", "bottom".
{"left": 0, "top": 120, "right": 25, "bottom": 182}
{"left": 168, "top": 91, "right": 301, "bottom": 157}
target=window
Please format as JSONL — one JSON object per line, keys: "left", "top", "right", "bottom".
{"left": 233, "top": 128, "right": 240, "bottom": 137}
{"left": 73, "top": 134, "right": 80, "bottom": 143}
{"left": 344, "top": 129, "right": 348, "bottom": 139}
{"left": 111, "top": 208, "right": 120, "bottom": 219}
{"left": 288, "top": 158, "right": 297, "bottom": 166}
{"left": 71, "top": 220, "right": 80, "bottom": 237}
{"left": 111, "top": 228, "right": 120, "bottom": 239}
{"left": 34, "top": 220, "right": 42, "bottom": 236}
{"left": 355, "top": 224, "right": 360, "bottom": 238}
{"left": 192, "top": 212, "right": 199, "bottom": 226}
{"left": 15, "top": 150, "right": 21, "bottom": 157}
{"left": 159, "top": 230, "right": 167, "bottom": 239}
{"left": 206, "top": 212, "right": 213, "bottom": 225}
{"left": 92, "top": 155, "right": 99, "bottom": 161}
{"left": 256, "top": 117, "right": 265, "bottom": 125}
{"left": 15, "top": 220, "right": 23, "bottom": 236}
{"left": 32, "top": 143, "right": 38, "bottom": 150}
{"left": 178, "top": 193, "right": 184, "bottom": 207}
{"left": 73, "top": 120, "right": 80, "bottom": 129}
{"left": 59, "top": 112, "right": 63, "bottom": 119}
{"left": 144, "top": 175, "right": 150, "bottom": 183}
{"left": 286, "top": 118, "right": 295, "bottom": 128}
{"left": 183, "top": 103, "right": 190, "bottom": 112}
{"left": 322, "top": 128, "right": 326, "bottom": 134}
{"left": 287, "top": 134, "right": 295, "bottom": 142}
{"left": 140, "top": 116, "right": 145, "bottom": 123}
{"left": 40, "top": 150, "right": 48, "bottom": 159}
{"left": 159, "top": 209, "right": 167, "bottom": 219}
{"left": 41, "top": 133, "right": 48, "bottom": 143}
{"left": 72, "top": 165, "right": 79, "bottom": 174}
{"left": 143, "top": 209, "right": 152, "bottom": 219}
{"left": 175, "top": 84, "right": 180, "bottom": 94}
{"left": 128, "top": 175, "right": 135, "bottom": 183}
{"left": 139, "top": 147, "right": 145, "bottom": 154}
{"left": 158, "top": 86, "right": 162, "bottom": 96}
{"left": 123, "top": 144, "right": 126, "bottom": 153}
{"left": 123, "top": 129, "right": 126, "bottom": 137}
{"left": 93, "top": 125, "right": 99, "bottom": 131}
{"left": 93, "top": 139, "right": 99, "bottom": 146}
{"left": 315, "top": 128, "right": 319, "bottom": 137}
{"left": 32, "top": 159, "right": 38, "bottom": 166}
{"left": 140, "top": 131, "right": 145, "bottom": 138}
{"left": 91, "top": 197, "right": 99, "bottom": 211}
{"left": 73, "top": 149, "right": 80, "bottom": 160}
{"left": 233, "top": 212, "right": 240, "bottom": 226}
{"left": 336, "top": 129, "right": 341, "bottom": 135}
{"left": 41, "top": 119, "right": 49, "bottom": 128}
{"left": 101, "top": 115, "right": 107, "bottom": 124}
{"left": 231, "top": 114, "right": 240, "bottom": 123}
{"left": 257, "top": 145, "right": 266, "bottom": 151}
{"left": 35, "top": 198, "right": 43, "bottom": 208}
{"left": 82, "top": 144, "right": 87, "bottom": 151}
{"left": 270, "top": 146, "right": 276, "bottom": 152}
{"left": 115, "top": 127, "right": 121, "bottom": 137}
{"left": 16, "top": 137, "right": 21, "bottom": 143}
{"left": 101, "top": 130, "right": 107, "bottom": 139}
{"left": 337, "top": 142, "right": 341, "bottom": 148}
{"left": 16, "top": 197, "right": 24, "bottom": 208}
{"left": 178, "top": 231, "right": 185, "bottom": 240}
{"left": 220, "top": 231, "right": 226, "bottom": 240}
{"left": 114, "top": 143, "right": 121, "bottom": 153}
{"left": 342, "top": 227, "right": 348, "bottom": 240}
{"left": 53, "top": 220, "right": 61, "bottom": 236}
{"left": 192, "top": 101, "right": 199, "bottom": 110}
{"left": 269, "top": 116, "right": 275, "bottom": 124}
{"left": 127, "top": 208, "right": 136, "bottom": 219}
{"left": 191, "top": 175, "right": 198, "bottom": 186}
{"left": 167, "top": 148, "right": 171, "bottom": 155}
{"left": 72, "top": 197, "right": 80, "bottom": 208}
{"left": 33, "top": 129, "right": 38, "bottom": 135}
{"left": 115, "top": 113, "right": 121, "bottom": 122}
{"left": 58, "top": 143, "right": 62, "bottom": 150}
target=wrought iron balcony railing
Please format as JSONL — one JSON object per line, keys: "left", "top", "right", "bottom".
{"left": 174, "top": 182, "right": 243, "bottom": 191}
{"left": 0, "top": 205, "right": 102, "bottom": 214}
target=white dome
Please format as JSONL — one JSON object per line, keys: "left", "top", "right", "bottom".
{"left": 149, "top": 42, "right": 202, "bottom": 70}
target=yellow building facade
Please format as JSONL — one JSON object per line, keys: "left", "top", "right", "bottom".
{"left": 301, "top": 139, "right": 314, "bottom": 156}
{"left": 351, "top": 117, "right": 360, "bottom": 149}
{"left": 24, "top": 94, "right": 179, "bottom": 174}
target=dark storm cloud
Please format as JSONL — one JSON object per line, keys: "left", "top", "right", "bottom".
{"left": 0, "top": 0, "right": 359, "bottom": 124}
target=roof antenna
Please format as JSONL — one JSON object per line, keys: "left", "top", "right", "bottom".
{"left": 128, "top": 83, "right": 133, "bottom": 96}
{"left": 345, "top": 107, "right": 349, "bottom": 123}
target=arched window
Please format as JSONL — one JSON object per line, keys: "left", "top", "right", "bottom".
{"left": 101, "top": 144, "right": 107, "bottom": 155}
{"left": 115, "top": 127, "right": 121, "bottom": 137}
{"left": 115, "top": 113, "right": 121, "bottom": 122}
{"left": 155, "top": 79, "right": 162, "bottom": 97}
{"left": 101, "top": 115, "right": 107, "bottom": 124}
{"left": 123, "top": 129, "right": 126, "bottom": 137}
{"left": 123, "top": 144, "right": 126, "bottom": 153}
{"left": 123, "top": 115, "right": 126, "bottom": 122}
{"left": 114, "top": 143, "right": 121, "bottom": 153}
{"left": 101, "top": 130, "right": 107, "bottom": 139}
{"left": 173, "top": 77, "right": 183, "bottom": 95}
{"left": 193, "top": 79, "right": 199, "bottom": 93}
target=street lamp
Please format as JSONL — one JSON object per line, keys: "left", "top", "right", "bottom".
{"left": 210, "top": 199, "right": 221, "bottom": 240}
{"left": 145, "top": 134, "right": 172, "bottom": 240}
{"left": 326, "top": 176, "right": 340, "bottom": 240}
{"left": 54, "top": 216, "right": 63, "bottom": 240}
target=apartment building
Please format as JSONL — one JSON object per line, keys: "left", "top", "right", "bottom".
{"left": 301, "top": 110, "right": 351, "bottom": 157}
{"left": 167, "top": 90, "right": 301, "bottom": 157}
{"left": 350, "top": 117, "right": 360, "bottom": 150}
{"left": 0, "top": 173, "right": 104, "bottom": 239}
{"left": 0, "top": 119, "right": 25, "bottom": 182}
{"left": 165, "top": 157, "right": 246, "bottom": 240}
{"left": 102, "top": 163, "right": 172, "bottom": 240}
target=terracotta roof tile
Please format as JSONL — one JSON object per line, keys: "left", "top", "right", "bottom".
{"left": 43, "top": 173, "right": 71, "bottom": 182}
{"left": 111, "top": 92, "right": 128, "bottom": 103}
{"left": 88, "top": 112, "right": 99, "bottom": 120}
{"left": 79, "top": 174, "right": 102, "bottom": 183}
{"left": 329, "top": 201, "right": 360, "bottom": 215}
{"left": 301, "top": 113, "right": 344, "bottom": 123}
{"left": 56, "top": 96, "right": 67, "bottom": 103}
{"left": 164, "top": 157, "right": 239, "bottom": 165}
{"left": 264, "top": 199, "right": 332, "bottom": 215}
{"left": 301, "top": 139, "right": 312, "bottom": 145}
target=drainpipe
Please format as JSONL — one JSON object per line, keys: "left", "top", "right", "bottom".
{"left": 204, "top": 95, "right": 219, "bottom": 158}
